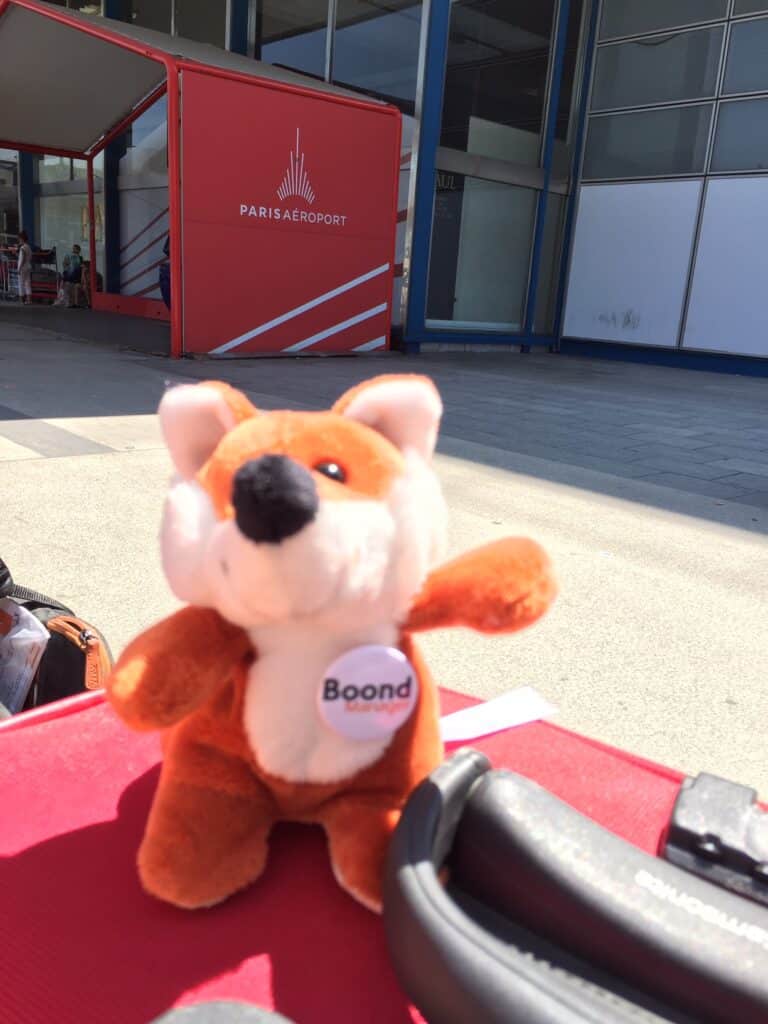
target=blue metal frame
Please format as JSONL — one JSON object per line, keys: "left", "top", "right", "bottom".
{"left": 228, "top": 0, "right": 250, "bottom": 55}
{"left": 559, "top": 340, "right": 768, "bottom": 377}
{"left": 403, "top": 0, "right": 451, "bottom": 351}
{"left": 416, "top": 332, "right": 558, "bottom": 347}
{"left": 551, "top": 0, "right": 600, "bottom": 345}
{"left": 404, "top": 0, "right": 575, "bottom": 354}
{"left": 524, "top": 0, "right": 571, "bottom": 337}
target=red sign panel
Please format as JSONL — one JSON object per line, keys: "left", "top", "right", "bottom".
{"left": 180, "top": 69, "right": 400, "bottom": 356}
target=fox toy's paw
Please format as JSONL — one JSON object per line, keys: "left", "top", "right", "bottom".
{"left": 322, "top": 797, "right": 402, "bottom": 913}
{"left": 139, "top": 772, "right": 276, "bottom": 910}
{"left": 106, "top": 607, "right": 251, "bottom": 732}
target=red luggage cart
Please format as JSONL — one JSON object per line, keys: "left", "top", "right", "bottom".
{"left": 0, "top": 689, "right": 692, "bottom": 1024}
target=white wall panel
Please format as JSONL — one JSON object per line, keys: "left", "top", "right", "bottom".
{"left": 683, "top": 177, "right": 768, "bottom": 358}
{"left": 563, "top": 181, "right": 702, "bottom": 347}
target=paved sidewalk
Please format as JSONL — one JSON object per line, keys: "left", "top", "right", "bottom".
{"left": 185, "top": 348, "right": 768, "bottom": 515}
{"left": 0, "top": 300, "right": 170, "bottom": 354}
{"left": 1, "top": 320, "right": 766, "bottom": 795}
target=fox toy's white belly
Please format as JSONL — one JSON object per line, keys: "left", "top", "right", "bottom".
{"left": 243, "top": 622, "right": 400, "bottom": 785}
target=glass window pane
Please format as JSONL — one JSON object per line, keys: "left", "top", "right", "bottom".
{"left": 583, "top": 105, "right": 712, "bottom": 179}
{"left": 115, "top": 186, "right": 167, "bottom": 297}
{"left": 0, "top": 150, "right": 19, "bottom": 241}
{"left": 439, "top": 0, "right": 556, "bottom": 164}
{"left": 427, "top": 172, "right": 537, "bottom": 330}
{"left": 35, "top": 156, "right": 72, "bottom": 184}
{"left": 0, "top": 150, "right": 18, "bottom": 183}
{"left": 723, "top": 18, "right": 768, "bottom": 95}
{"left": 600, "top": 0, "right": 728, "bottom": 40}
{"left": 118, "top": 97, "right": 168, "bottom": 177}
{"left": 592, "top": 27, "right": 723, "bottom": 111}
{"left": 711, "top": 98, "right": 768, "bottom": 171}
{"left": 333, "top": 0, "right": 422, "bottom": 111}
{"left": 175, "top": 0, "right": 226, "bottom": 46}
{"left": 733, "top": 0, "right": 768, "bottom": 14}
{"left": 37, "top": 193, "right": 105, "bottom": 280}
{"left": 257, "top": 0, "right": 328, "bottom": 79}
{"left": 68, "top": 156, "right": 103, "bottom": 182}
{"left": 117, "top": 0, "right": 172, "bottom": 33}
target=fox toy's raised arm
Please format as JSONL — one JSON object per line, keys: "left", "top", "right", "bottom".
{"left": 406, "top": 537, "right": 556, "bottom": 636}
{"left": 106, "top": 606, "right": 252, "bottom": 731}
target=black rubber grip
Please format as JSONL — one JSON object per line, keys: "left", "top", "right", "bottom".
{"left": 451, "top": 769, "right": 768, "bottom": 1023}
{"left": 384, "top": 750, "right": 696, "bottom": 1024}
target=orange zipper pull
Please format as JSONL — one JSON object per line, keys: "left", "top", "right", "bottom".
{"left": 81, "top": 630, "right": 106, "bottom": 690}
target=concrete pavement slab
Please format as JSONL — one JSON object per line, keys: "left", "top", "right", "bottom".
{"left": 1, "top": 319, "right": 766, "bottom": 799}
{"left": 0, "top": 436, "right": 40, "bottom": 462}
{"left": 43, "top": 415, "right": 163, "bottom": 452}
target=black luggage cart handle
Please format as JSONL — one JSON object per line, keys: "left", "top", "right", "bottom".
{"left": 383, "top": 749, "right": 768, "bottom": 1024}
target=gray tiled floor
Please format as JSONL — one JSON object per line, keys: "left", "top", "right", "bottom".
{"left": 1, "top": 305, "right": 766, "bottom": 512}
{"left": 175, "top": 350, "right": 768, "bottom": 513}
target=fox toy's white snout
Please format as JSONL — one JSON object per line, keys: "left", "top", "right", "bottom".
{"left": 157, "top": 376, "right": 448, "bottom": 630}
{"left": 161, "top": 454, "right": 445, "bottom": 631}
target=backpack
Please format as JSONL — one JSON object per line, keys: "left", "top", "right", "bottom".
{"left": 0, "top": 558, "right": 112, "bottom": 714}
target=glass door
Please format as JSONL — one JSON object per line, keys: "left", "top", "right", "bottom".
{"left": 422, "top": 0, "right": 585, "bottom": 338}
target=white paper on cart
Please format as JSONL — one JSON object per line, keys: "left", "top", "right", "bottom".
{"left": 440, "top": 686, "right": 557, "bottom": 743}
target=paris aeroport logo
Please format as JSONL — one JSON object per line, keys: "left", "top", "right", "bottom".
{"left": 239, "top": 128, "right": 348, "bottom": 228}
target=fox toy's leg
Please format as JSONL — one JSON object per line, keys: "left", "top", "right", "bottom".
{"left": 138, "top": 741, "right": 276, "bottom": 910}
{"left": 321, "top": 796, "right": 403, "bottom": 914}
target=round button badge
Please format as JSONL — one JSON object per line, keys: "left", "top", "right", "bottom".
{"left": 317, "top": 645, "right": 419, "bottom": 743}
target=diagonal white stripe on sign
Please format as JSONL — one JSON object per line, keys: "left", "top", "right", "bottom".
{"left": 211, "top": 263, "right": 390, "bottom": 355}
{"left": 352, "top": 336, "right": 386, "bottom": 352}
{"left": 282, "top": 304, "right": 388, "bottom": 354}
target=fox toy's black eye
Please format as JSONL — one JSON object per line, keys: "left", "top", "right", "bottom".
{"left": 314, "top": 461, "right": 347, "bottom": 484}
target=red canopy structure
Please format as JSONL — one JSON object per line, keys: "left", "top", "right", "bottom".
{"left": 0, "top": 0, "right": 401, "bottom": 358}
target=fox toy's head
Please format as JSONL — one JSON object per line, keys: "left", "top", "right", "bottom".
{"left": 158, "top": 375, "right": 448, "bottom": 630}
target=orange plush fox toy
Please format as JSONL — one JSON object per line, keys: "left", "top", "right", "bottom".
{"left": 106, "top": 374, "right": 556, "bottom": 913}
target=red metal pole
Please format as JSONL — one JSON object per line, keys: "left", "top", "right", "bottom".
{"left": 87, "top": 155, "right": 97, "bottom": 308}
{"left": 165, "top": 59, "right": 183, "bottom": 359}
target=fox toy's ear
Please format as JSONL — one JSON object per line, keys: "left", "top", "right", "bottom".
{"left": 334, "top": 375, "right": 443, "bottom": 461}
{"left": 159, "top": 381, "right": 258, "bottom": 478}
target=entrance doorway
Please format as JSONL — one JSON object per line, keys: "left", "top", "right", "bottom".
{"left": 418, "top": 0, "right": 586, "bottom": 342}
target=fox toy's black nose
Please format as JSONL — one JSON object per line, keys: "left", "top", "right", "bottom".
{"left": 232, "top": 455, "right": 318, "bottom": 544}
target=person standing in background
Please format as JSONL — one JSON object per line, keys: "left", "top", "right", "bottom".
{"left": 159, "top": 235, "right": 171, "bottom": 310}
{"left": 16, "top": 230, "right": 32, "bottom": 305}
{"left": 65, "top": 243, "right": 83, "bottom": 308}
